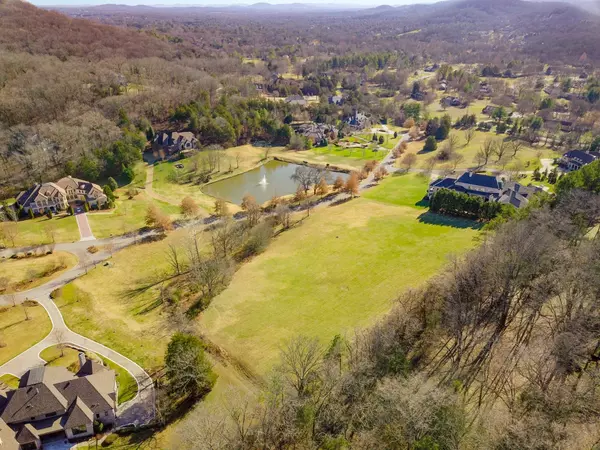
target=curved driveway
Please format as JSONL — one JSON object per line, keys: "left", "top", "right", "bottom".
{"left": 0, "top": 233, "right": 156, "bottom": 426}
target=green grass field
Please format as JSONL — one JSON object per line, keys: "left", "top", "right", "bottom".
{"left": 402, "top": 130, "right": 560, "bottom": 171}
{"left": 0, "top": 251, "right": 78, "bottom": 293}
{"left": 200, "top": 175, "right": 481, "bottom": 375}
{"left": 0, "top": 374, "right": 19, "bottom": 389}
{"left": 40, "top": 345, "right": 138, "bottom": 404}
{"left": 8, "top": 215, "right": 79, "bottom": 247}
{"left": 87, "top": 191, "right": 179, "bottom": 239}
{"left": 0, "top": 303, "right": 51, "bottom": 366}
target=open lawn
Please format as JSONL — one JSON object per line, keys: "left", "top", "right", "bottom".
{"left": 152, "top": 144, "right": 276, "bottom": 212}
{"left": 87, "top": 191, "right": 180, "bottom": 239}
{"left": 40, "top": 345, "right": 138, "bottom": 404}
{"left": 7, "top": 215, "right": 79, "bottom": 248}
{"left": 401, "top": 130, "right": 560, "bottom": 171}
{"left": 0, "top": 303, "right": 51, "bottom": 366}
{"left": 0, "top": 251, "right": 78, "bottom": 293}
{"left": 201, "top": 178, "right": 480, "bottom": 375}
{"left": 0, "top": 374, "right": 19, "bottom": 389}
{"left": 425, "top": 98, "right": 492, "bottom": 122}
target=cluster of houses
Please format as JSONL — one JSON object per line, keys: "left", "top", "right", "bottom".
{"left": 428, "top": 172, "right": 544, "bottom": 209}
{"left": 16, "top": 177, "right": 108, "bottom": 216}
{"left": 0, "top": 355, "right": 118, "bottom": 449}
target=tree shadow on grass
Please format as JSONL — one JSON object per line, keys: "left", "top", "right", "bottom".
{"left": 417, "top": 211, "right": 483, "bottom": 230}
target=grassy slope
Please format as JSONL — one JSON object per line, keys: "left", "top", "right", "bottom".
{"left": 0, "top": 303, "right": 52, "bottom": 366}
{"left": 200, "top": 174, "right": 480, "bottom": 374}
{"left": 0, "top": 251, "right": 78, "bottom": 293}
{"left": 40, "top": 345, "right": 137, "bottom": 404}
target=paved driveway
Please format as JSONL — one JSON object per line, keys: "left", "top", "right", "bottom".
{"left": 75, "top": 213, "right": 95, "bottom": 241}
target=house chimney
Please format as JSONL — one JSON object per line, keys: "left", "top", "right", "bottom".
{"left": 78, "top": 352, "right": 86, "bottom": 369}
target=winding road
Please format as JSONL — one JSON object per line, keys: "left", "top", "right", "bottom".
{"left": 0, "top": 234, "right": 156, "bottom": 426}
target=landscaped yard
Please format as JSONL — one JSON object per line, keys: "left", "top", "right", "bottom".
{"left": 152, "top": 144, "right": 277, "bottom": 212}
{"left": 0, "top": 374, "right": 19, "bottom": 389}
{"left": 7, "top": 215, "right": 79, "bottom": 248}
{"left": 40, "top": 345, "right": 138, "bottom": 404}
{"left": 401, "top": 130, "right": 560, "bottom": 171}
{"left": 87, "top": 191, "right": 180, "bottom": 239}
{"left": 0, "top": 251, "right": 78, "bottom": 293}
{"left": 0, "top": 302, "right": 52, "bottom": 366}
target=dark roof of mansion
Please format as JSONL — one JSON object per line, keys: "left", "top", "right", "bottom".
{"left": 456, "top": 172, "right": 502, "bottom": 190}
{"left": 0, "top": 364, "right": 115, "bottom": 427}
{"left": 562, "top": 150, "right": 598, "bottom": 165}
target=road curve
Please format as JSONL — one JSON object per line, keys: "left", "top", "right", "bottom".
{"left": 0, "top": 233, "right": 156, "bottom": 426}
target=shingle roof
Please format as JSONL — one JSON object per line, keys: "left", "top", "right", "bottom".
{"left": 62, "top": 397, "right": 93, "bottom": 429}
{"left": 2, "top": 365, "right": 115, "bottom": 427}
{"left": 54, "top": 376, "right": 114, "bottom": 416}
{"left": 456, "top": 172, "right": 502, "bottom": 190}
{"left": 77, "top": 359, "right": 107, "bottom": 377}
{"left": 1, "top": 382, "right": 68, "bottom": 424}
{"left": 563, "top": 150, "right": 598, "bottom": 165}
{"left": 15, "top": 423, "right": 38, "bottom": 445}
{"left": 430, "top": 177, "right": 456, "bottom": 189}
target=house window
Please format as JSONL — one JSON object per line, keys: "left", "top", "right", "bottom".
{"left": 96, "top": 413, "right": 100, "bottom": 418}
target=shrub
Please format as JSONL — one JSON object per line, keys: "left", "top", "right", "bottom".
{"left": 423, "top": 136, "right": 438, "bottom": 153}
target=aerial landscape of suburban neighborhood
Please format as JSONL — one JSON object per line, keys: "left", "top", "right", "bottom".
{"left": 0, "top": 0, "right": 600, "bottom": 448}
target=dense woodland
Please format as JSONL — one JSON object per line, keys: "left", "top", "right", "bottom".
{"left": 1, "top": 0, "right": 600, "bottom": 198}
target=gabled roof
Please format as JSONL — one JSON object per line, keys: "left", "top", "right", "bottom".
{"left": 1, "top": 382, "right": 67, "bottom": 425}
{"left": 54, "top": 376, "right": 115, "bottom": 416}
{"left": 456, "top": 172, "right": 502, "bottom": 190}
{"left": 62, "top": 397, "right": 93, "bottom": 429}
{"left": 15, "top": 423, "right": 38, "bottom": 445}
{"left": 429, "top": 177, "right": 456, "bottom": 189}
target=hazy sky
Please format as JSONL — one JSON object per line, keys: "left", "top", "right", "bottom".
{"left": 30, "top": 0, "right": 438, "bottom": 7}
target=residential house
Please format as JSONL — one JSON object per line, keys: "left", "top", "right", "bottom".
{"left": 56, "top": 177, "right": 107, "bottom": 209}
{"left": 16, "top": 177, "right": 107, "bottom": 215}
{"left": 151, "top": 131, "right": 199, "bottom": 160}
{"left": 345, "top": 111, "right": 370, "bottom": 130}
{"left": 428, "top": 172, "right": 542, "bottom": 208}
{"left": 441, "top": 96, "right": 465, "bottom": 108}
{"left": 559, "top": 150, "right": 599, "bottom": 171}
{"left": 284, "top": 95, "right": 307, "bottom": 106}
{"left": 328, "top": 95, "right": 344, "bottom": 105}
{"left": 15, "top": 183, "right": 68, "bottom": 215}
{"left": 482, "top": 105, "right": 499, "bottom": 116}
{"left": 293, "top": 122, "right": 337, "bottom": 144}
{"left": 0, "top": 356, "right": 117, "bottom": 449}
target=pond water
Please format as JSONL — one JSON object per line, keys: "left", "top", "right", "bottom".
{"left": 202, "top": 160, "right": 350, "bottom": 205}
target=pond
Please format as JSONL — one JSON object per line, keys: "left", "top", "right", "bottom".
{"left": 202, "top": 160, "right": 350, "bottom": 205}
